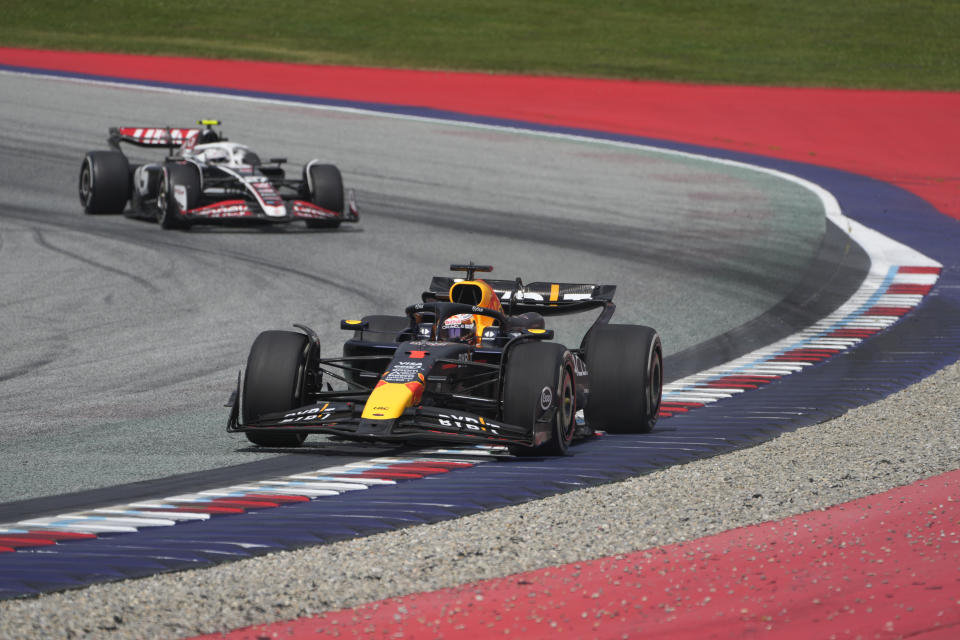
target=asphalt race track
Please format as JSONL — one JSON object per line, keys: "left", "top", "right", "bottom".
{"left": 0, "top": 71, "right": 825, "bottom": 503}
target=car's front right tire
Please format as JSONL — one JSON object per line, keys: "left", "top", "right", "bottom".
{"left": 79, "top": 151, "right": 130, "bottom": 214}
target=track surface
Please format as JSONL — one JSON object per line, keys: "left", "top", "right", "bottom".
{"left": 0, "top": 72, "right": 824, "bottom": 503}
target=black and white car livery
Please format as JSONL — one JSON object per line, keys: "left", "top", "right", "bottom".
{"left": 78, "top": 120, "right": 358, "bottom": 229}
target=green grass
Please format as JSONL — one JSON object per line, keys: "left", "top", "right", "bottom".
{"left": 2, "top": 0, "right": 958, "bottom": 89}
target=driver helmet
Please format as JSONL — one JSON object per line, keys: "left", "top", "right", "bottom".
{"left": 439, "top": 313, "right": 476, "bottom": 344}
{"left": 198, "top": 127, "right": 220, "bottom": 144}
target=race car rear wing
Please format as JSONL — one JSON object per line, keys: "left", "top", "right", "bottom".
{"left": 108, "top": 126, "right": 201, "bottom": 150}
{"left": 425, "top": 277, "right": 616, "bottom": 316}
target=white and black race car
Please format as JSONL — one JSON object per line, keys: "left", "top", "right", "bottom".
{"left": 79, "top": 120, "right": 358, "bottom": 229}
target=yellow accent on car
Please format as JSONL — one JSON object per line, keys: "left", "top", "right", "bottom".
{"left": 448, "top": 279, "right": 503, "bottom": 343}
{"left": 198, "top": 119, "right": 221, "bottom": 126}
{"left": 528, "top": 328, "right": 546, "bottom": 334}
{"left": 345, "top": 319, "right": 362, "bottom": 325}
{"left": 361, "top": 383, "right": 416, "bottom": 420}
{"left": 549, "top": 283, "right": 560, "bottom": 301}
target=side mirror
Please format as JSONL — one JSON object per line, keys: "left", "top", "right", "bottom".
{"left": 523, "top": 328, "right": 555, "bottom": 340}
{"left": 340, "top": 319, "right": 369, "bottom": 331}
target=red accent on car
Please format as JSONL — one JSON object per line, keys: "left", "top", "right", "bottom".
{"left": 292, "top": 200, "right": 339, "bottom": 218}
{"left": 187, "top": 200, "right": 253, "bottom": 218}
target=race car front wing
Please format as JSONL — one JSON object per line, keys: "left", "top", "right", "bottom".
{"left": 181, "top": 190, "right": 359, "bottom": 224}
{"left": 227, "top": 399, "right": 537, "bottom": 448}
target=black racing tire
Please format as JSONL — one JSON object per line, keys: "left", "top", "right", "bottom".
{"left": 303, "top": 163, "right": 344, "bottom": 229}
{"left": 157, "top": 163, "right": 200, "bottom": 230}
{"left": 503, "top": 342, "right": 576, "bottom": 456}
{"left": 584, "top": 324, "right": 663, "bottom": 434}
{"left": 79, "top": 151, "right": 130, "bottom": 214}
{"left": 241, "top": 330, "right": 310, "bottom": 447}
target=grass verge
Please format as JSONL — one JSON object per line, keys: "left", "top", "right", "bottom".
{"left": 1, "top": 0, "right": 957, "bottom": 89}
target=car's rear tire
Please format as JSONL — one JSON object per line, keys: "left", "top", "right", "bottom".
{"left": 584, "top": 324, "right": 662, "bottom": 433}
{"left": 79, "top": 151, "right": 130, "bottom": 214}
{"left": 241, "top": 330, "right": 309, "bottom": 447}
{"left": 304, "top": 163, "right": 344, "bottom": 229}
{"left": 157, "top": 163, "right": 200, "bottom": 230}
{"left": 503, "top": 342, "right": 576, "bottom": 456}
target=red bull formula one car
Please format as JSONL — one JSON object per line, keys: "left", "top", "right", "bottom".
{"left": 227, "top": 264, "right": 663, "bottom": 456}
{"left": 78, "top": 120, "right": 358, "bottom": 229}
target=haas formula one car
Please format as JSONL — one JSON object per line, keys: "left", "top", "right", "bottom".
{"left": 228, "top": 263, "right": 663, "bottom": 456}
{"left": 79, "top": 120, "right": 358, "bottom": 229}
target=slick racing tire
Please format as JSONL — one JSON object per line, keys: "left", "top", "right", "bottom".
{"left": 584, "top": 324, "right": 663, "bottom": 434}
{"left": 79, "top": 151, "right": 130, "bottom": 214}
{"left": 503, "top": 342, "right": 576, "bottom": 456}
{"left": 241, "top": 330, "right": 310, "bottom": 448}
{"left": 304, "top": 163, "right": 344, "bottom": 229}
{"left": 157, "top": 163, "right": 200, "bottom": 230}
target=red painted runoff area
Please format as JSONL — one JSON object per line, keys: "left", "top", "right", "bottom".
{"left": 198, "top": 469, "right": 960, "bottom": 640}
{"left": 2, "top": 47, "right": 958, "bottom": 219}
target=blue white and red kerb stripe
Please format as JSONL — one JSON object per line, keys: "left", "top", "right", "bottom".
{"left": 0, "top": 457, "right": 483, "bottom": 547}
{"left": 659, "top": 264, "right": 941, "bottom": 417}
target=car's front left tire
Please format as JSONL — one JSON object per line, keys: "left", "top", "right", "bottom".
{"left": 303, "top": 163, "right": 344, "bottom": 229}
{"left": 241, "top": 330, "right": 310, "bottom": 448}
{"left": 157, "top": 163, "right": 200, "bottom": 230}
{"left": 502, "top": 341, "right": 576, "bottom": 456}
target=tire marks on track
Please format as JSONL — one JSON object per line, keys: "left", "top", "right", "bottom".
{"left": 32, "top": 228, "right": 159, "bottom": 293}
{"left": 363, "top": 190, "right": 820, "bottom": 298}
{"left": 3, "top": 204, "right": 379, "bottom": 306}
